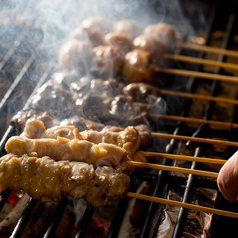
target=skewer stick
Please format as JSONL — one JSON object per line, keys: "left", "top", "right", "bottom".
{"left": 164, "top": 53, "right": 238, "bottom": 71}
{"left": 160, "top": 89, "right": 238, "bottom": 105}
{"left": 176, "top": 42, "right": 238, "bottom": 58}
{"left": 142, "top": 151, "right": 226, "bottom": 165}
{"left": 127, "top": 192, "right": 238, "bottom": 219}
{"left": 150, "top": 114, "right": 238, "bottom": 129}
{"left": 151, "top": 132, "right": 238, "bottom": 147}
{"left": 155, "top": 67, "right": 238, "bottom": 84}
{"left": 128, "top": 161, "right": 218, "bottom": 178}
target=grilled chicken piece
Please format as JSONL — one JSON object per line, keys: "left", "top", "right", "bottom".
{"left": 58, "top": 39, "right": 93, "bottom": 74}
{"left": 85, "top": 166, "right": 130, "bottom": 207}
{"left": 104, "top": 32, "right": 133, "bottom": 53}
{"left": 0, "top": 154, "right": 130, "bottom": 206}
{"left": 22, "top": 118, "right": 152, "bottom": 152}
{"left": 133, "top": 34, "right": 166, "bottom": 65}
{"left": 122, "top": 49, "right": 157, "bottom": 83}
{"left": 81, "top": 16, "right": 113, "bottom": 35}
{"left": 144, "top": 23, "right": 176, "bottom": 51}
{"left": 113, "top": 19, "right": 143, "bottom": 40}
{"left": 92, "top": 45, "right": 125, "bottom": 78}
{"left": 69, "top": 26, "right": 104, "bottom": 47}
{"left": 0, "top": 154, "right": 94, "bottom": 202}
{"left": 5, "top": 136, "right": 133, "bottom": 172}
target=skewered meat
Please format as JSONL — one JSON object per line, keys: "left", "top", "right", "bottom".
{"left": 104, "top": 32, "right": 133, "bottom": 53}
{"left": 85, "top": 166, "right": 129, "bottom": 207}
{"left": 30, "top": 79, "right": 77, "bottom": 119}
{"left": 58, "top": 39, "right": 93, "bottom": 74}
{"left": 133, "top": 34, "right": 166, "bottom": 65}
{"left": 144, "top": 23, "right": 176, "bottom": 51}
{"left": 92, "top": 45, "right": 125, "bottom": 78}
{"left": 20, "top": 119, "right": 147, "bottom": 164}
{"left": 113, "top": 19, "right": 143, "bottom": 40}
{"left": 0, "top": 153, "right": 94, "bottom": 202}
{"left": 81, "top": 16, "right": 113, "bottom": 35}
{"left": 123, "top": 83, "right": 161, "bottom": 104}
{"left": 10, "top": 109, "right": 59, "bottom": 134}
{"left": 122, "top": 49, "right": 157, "bottom": 83}
{"left": 5, "top": 136, "right": 133, "bottom": 172}
{"left": 0, "top": 154, "right": 130, "bottom": 206}
{"left": 69, "top": 26, "right": 104, "bottom": 47}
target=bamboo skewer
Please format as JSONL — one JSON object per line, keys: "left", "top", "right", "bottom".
{"left": 150, "top": 114, "right": 238, "bottom": 129}
{"left": 160, "top": 89, "right": 238, "bottom": 105}
{"left": 151, "top": 132, "right": 238, "bottom": 147}
{"left": 155, "top": 67, "right": 238, "bottom": 84}
{"left": 128, "top": 161, "right": 218, "bottom": 178}
{"left": 142, "top": 151, "right": 226, "bottom": 165}
{"left": 176, "top": 42, "right": 238, "bottom": 58}
{"left": 127, "top": 192, "right": 238, "bottom": 219}
{"left": 164, "top": 53, "right": 238, "bottom": 71}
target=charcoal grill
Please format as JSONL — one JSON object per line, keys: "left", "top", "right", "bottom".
{"left": 0, "top": 1, "right": 238, "bottom": 237}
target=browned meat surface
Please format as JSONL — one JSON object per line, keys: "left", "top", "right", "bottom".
{"left": 123, "top": 82, "right": 161, "bottom": 104}
{"left": 92, "top": 45, "right": 125, "bottom": 78}
{"left": 113, "top": 19, "right": 143, "bottom": 40}
{"left": 0, "top": 154, "right": 94, "bottom": 202}
{"left": 104, "top": 32, "right": 133, "bottom": 53}
{"left": 0, "top": 154, "right": 130, "bottom": 206}
{"left": 122, "top": 49, "right": 157, "bottom": 83}
{"left": 85, "top": 166, "right": 129, "bottom": 207}
{"left": 21, "top": 118, "right": 153, "bottom": 151}
{"left": 81, "top": 16, "right": 113, "bottom": 35}
{"left": 144, "top": 23, "right": 176, "bottom": 51}
{"left": 60, "top": 116, "right": 105, "bottom": 131}
{"left": 69, "top": 26, "right": 104, "bottom": 47}
{"left": 133, "top": 34, "right": 166, "bottom": 65}
{"left": 58, "top": 39, "right": 93, "bottom": 73}
{"left": 5, "top": 136, "right": 133, "bottom": 172}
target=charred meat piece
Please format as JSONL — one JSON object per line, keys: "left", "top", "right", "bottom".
{"left": 133, "top": 34, "right": 166, "bottom": 65}
{"left": 60, "top": 116, "right": 105, "bottom": 132}
{"left": 113, "top": 19, "right": 143, "bottom": 40}
{"left": 20, "top": 119, "right": 146, "bottom": 164}
{"left": 5, "top": 136, "right": 133, "bottom": 172}
{"left": 104, "top": 32, "right": 133, "bottom": 53}
{"left": 123, "top": 82, "right": 161, "bottom": 104}
{"left": 10, "top": 109, "right": 59, "bottom": 134}
{"left": 0, "top": 154, "right": 130, "bottom": 206}
{"left": 92, "top": 45, "right": 125, "bottom": 78}
{"left": 0, "top": 154, "right": 94, "bottom": 202}
{"left": 85, "top": 166, "right": 130, "bottom": 207}
{"left": 58, "top": 39, "right": 93, "bottom": 74}
{"left": 122, "top": 49, "right": 157, "bottom": 83}
{"left": 81, "top": 16, "right": 113, "bottom": 35}
{"left": 69, "top": 26, "right": 104, "bottom": 47}
{"left": 144, "top": 23, "right": 176, "bottom": 51}
{"left": 30, "top": 79, "right": 77, "bottom": 119}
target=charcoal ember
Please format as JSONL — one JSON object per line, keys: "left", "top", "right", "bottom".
{"left": 0, "top": 194, "right": 30, "bottom": 238}
{"left": 30, "top": 79, "right": 77, "bottom": 119}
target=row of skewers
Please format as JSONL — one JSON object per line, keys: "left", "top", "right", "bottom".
{"left": 3, "top": 15, "right": 238, "bottom": 222}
